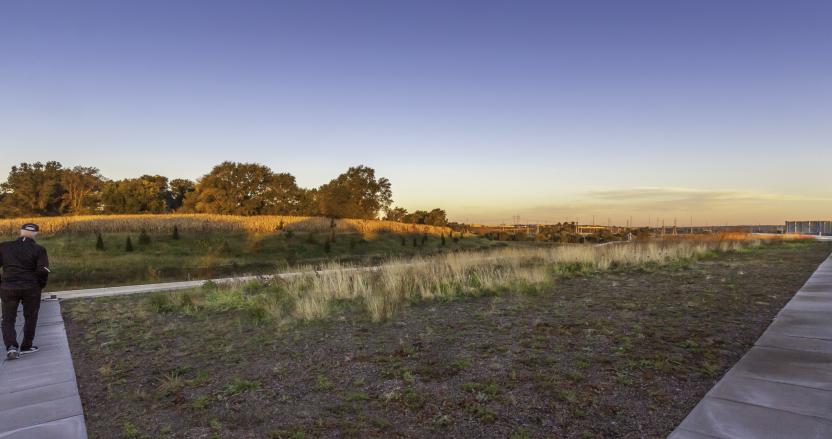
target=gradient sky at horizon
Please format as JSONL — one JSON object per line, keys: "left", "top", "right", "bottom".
{"left": 1, "top": 0, "right": 830, "bottom": 225}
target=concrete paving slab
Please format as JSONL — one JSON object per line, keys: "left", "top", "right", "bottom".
{"left": 756, "top": 332, "right": 832, "bottom": 353}
{"left": 0, "top": 381, "right": 79, "bottom": 412}
{"left": 0, "top": 395, "right": 83, "bottom": 432}
{"left": 0, "top": 415, "right": 86, "bottom": 439}
{"left": 766, "top": 309, "right": 832, "bottom": 340}
{"left": 730, "top": 347, "right": 832, "bottom": 391}
{"left": 708, "top": 372, "right": 832, "bottom": 421}
{"left": 678, "top": 396, "right": 832, "bottom": 439}
{"left": 780, "top": 295, "right": 832, "bottom": 312}
{"left": 0, "top": 301, "right": 87, "bottom": 438}
{"left": 667, "top": 428, "right": 724, "bottom": 439}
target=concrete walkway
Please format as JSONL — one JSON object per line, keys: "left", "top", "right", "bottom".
{"left": 669, "top": 254, "right": 832, "bottom": 438}
{"left": 50, "top": 266, "right": 375, "bottom": 300}
{"left": 0, "top": 300, "right": 87, "bottom": 438}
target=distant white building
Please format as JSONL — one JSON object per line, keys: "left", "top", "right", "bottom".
{"left": 785, "top": 221, "right": 832, "bottom": 236}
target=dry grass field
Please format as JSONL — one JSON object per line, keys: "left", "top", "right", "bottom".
{"left": 0, "top": 214, "right": 451, "bottom": 237}
{"left": 148, "top": 239, "right": 754, "bottom": 324}
{"left": 0, "top": 214, "right": 477, "bottom": 290}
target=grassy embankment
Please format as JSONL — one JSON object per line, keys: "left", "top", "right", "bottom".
{"left": 63, "top": 239, "right": 831, "bottom": 438}
{"left": 0, "top": 214, "right": 492, "bottom": 290}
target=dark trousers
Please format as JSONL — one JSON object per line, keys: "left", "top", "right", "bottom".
{"left": 1, "top": 287, "right": 41, "bottom": 350}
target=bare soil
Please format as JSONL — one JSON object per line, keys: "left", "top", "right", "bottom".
{"left": 63, "top": 241, "right": 832, "bottom": 439}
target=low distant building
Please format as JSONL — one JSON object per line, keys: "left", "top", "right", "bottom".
{"left": 785, "top": 220, "right": 832, "bottom": 236}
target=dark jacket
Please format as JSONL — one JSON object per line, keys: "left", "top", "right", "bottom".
{"left": 0, "top": 237, "right": 50, "bottom": 290}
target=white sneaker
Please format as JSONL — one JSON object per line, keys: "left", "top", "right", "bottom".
{"left": 6, "top": 347, "right": 19, "bottom": 360}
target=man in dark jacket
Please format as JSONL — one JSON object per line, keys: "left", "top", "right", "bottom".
{"left": 0, "top": 223, "right": 50, "bottom": 360}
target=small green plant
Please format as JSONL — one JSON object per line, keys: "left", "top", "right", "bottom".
{"left": 316, "top": 374, "right": 334, "bottom": 391}
{"left": 138, "top": 228, "right": 151, "bottom": 245}
{"left": 285, "top": 229, "right": 294, "bottom": 239}
{"left": 172, "top": 225, "right": 180, "bottom": 240}
{"left": 156, "top": 371, "right": 185, "bottom": 396}
{"left": 345, "top": 391, "right": 369, "bottom": 401}
{"left": 421, "top": 233, "right": 428, "bottom": 246}
{"left": 147, "top": 292, "right": 176, "bottom": 313}
{"left": 192, "top": 395, "right": 211, "bottom": 410}
{"left": 412, "top": 237, "right": 418, "bottom": 248}
{"left": 323, "top": 240, "right": 332, "bottom": 253}
{"left": 125, "top": 236, "right": 134, "bottom": 252}
{"left": 440, "top": 234, "right": 446, "bottom": 246}
{"left": 223, "top": 378, "right": 260, "bottom": 397}
{"left": 95, "top": 233, "right": 105, "bottom": 251}
{"left": 400, "top": 235, "right": 407, "bottom": 246}
{"left": 122, "top": 421, "right": 140, "bottom": 438}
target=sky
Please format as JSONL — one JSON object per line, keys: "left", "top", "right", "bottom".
{"left": 1, "top": 0, "right": 830, "bottom": 225}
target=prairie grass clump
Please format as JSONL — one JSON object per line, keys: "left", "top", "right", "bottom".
{"left": 145, "top": 239, "right": 756, "bottom": 324}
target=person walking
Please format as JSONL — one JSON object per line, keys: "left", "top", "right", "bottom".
{"left": 0, "top": 223, "right": 50, "bottom": 360}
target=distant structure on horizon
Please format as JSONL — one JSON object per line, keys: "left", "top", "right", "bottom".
{"left": 785, "top": 220, "right": 832, "bottom": 236}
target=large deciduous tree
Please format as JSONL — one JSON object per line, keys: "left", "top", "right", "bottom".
{"left": 60, "top": 166, "right": 103, "bottom": 214}
{"left": 101, "top": 175, "right": 170, "bottom": 213}
{"left": 316, "top": 165, "right": 392, "bottom": 219}
{"left": 167, "top": 178, "right": 195, "bottom": 211}
{"left": 0, "top": 161, "right": 65, "bottom": 216}
{"left": 401, "top": 208, "right": 448, "bottom": 226}
{"left": 184, "top": 162, "right": 306, "bottom": 215}
{"left": 384, "top": 206, "right": 408, "bottom": 222}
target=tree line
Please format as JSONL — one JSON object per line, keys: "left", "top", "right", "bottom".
{"left": 0, "top": 161, "right": 448, "bottom": 226}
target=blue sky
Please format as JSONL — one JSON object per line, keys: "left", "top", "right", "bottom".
{"left": 1, "top": 0, "right": 830, "bottom": 224}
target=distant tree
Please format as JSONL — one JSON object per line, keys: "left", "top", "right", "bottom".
{"left": 60, "top": 166, "right": 103, "bottom": 214}
{"left": 424, "top": 208, "right": 448, "bottom": 227}
{"left": 401, "top": 208, "right": 448, "bottom": 226}
{"left": 0, "top": 161, "right": 66, "bottom": 216}
{"left": 316, "top": 166, "right": 392, "bottom": 219}
{"left": 125, "top": 236, "right": 134, "bottom": 252}
{"left": 167, "top": 179, "right": 195, "bottom": 211}
{"left": 100, "top": 175, "right": 169, "bottom": 213}
{"left": 384, "top": 207, "right": 408, "bottom": 222}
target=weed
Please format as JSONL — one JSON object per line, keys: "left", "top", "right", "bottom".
{"left": 223, "top": 378, "right": 260, "bottom": 397}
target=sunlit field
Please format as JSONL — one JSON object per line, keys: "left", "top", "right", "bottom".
{"left": 0, "top": 214, "right": 488, "bottom": 290}
{"left": 0, "top": 213, "right": 450, "bottom": 236}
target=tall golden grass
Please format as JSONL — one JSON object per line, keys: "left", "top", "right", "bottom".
{"left": 0, "top": 214, "right": 450, "bottom": 236}
{"left": 150, "top": 239, "right": 754, "bottom": 323}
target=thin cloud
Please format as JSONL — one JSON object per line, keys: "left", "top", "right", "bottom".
{"left": 587, "top": 187, "right": 824, "bottom": 208}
